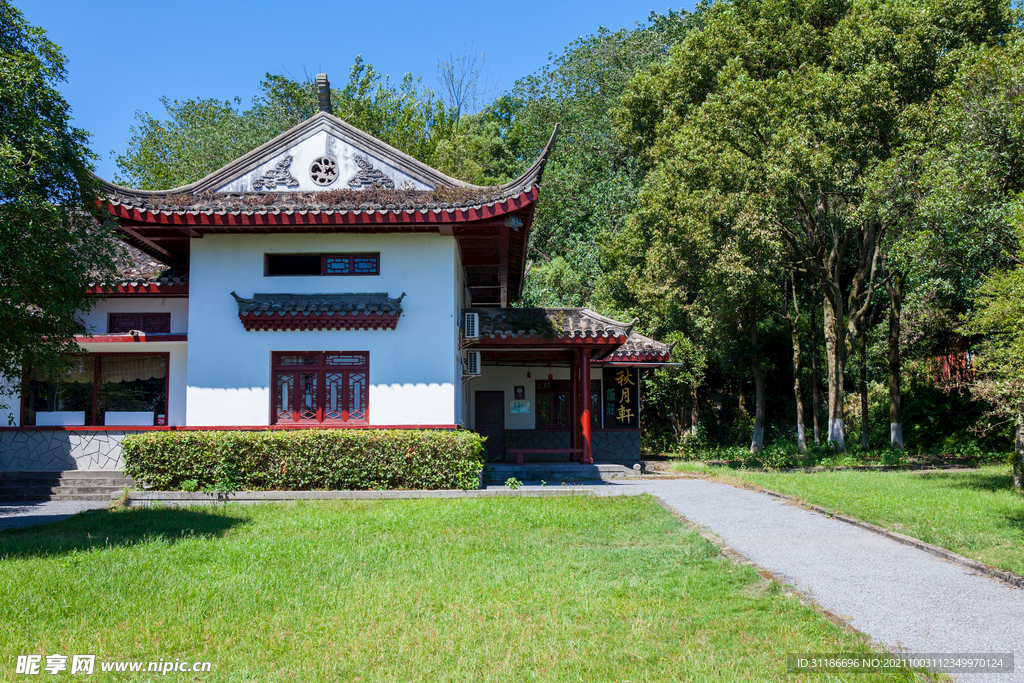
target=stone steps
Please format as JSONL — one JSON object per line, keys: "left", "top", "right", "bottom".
{"left": 0, "top": 471, "right": 134, "bottom": 502}
{"left": 482, "top": 462, "right": 648, "bottom": 485}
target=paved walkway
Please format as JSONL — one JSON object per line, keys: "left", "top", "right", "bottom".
{"left": 0, "top": 500, "right": 109, "bottom": 531}
{"left": 601, "top": 479, "right": 1024, "bottom": 683}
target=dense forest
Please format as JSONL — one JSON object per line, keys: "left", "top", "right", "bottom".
{"left": 114, "top": 0, "right": 1024, "bottom": 479}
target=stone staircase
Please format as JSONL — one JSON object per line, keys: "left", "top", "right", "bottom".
{"left": 0, "top": 471, "right": 135, "bottom": 502}
{"left": 482, "top": 461, "right": 661, "bottom": 486}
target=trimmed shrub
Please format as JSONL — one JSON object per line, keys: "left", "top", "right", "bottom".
{"left": 121, "top": 429, "right": 485, "bottom": 491}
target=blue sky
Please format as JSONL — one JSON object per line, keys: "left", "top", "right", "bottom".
{"left": 18, "top": 0, "right": 692, "bottom": 183}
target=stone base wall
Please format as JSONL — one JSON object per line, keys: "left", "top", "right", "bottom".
{"left": 0, "top": 430, "right": 135, "bottom": 471}
{"left": 502, "top": 430, "right": 641, "bottom": 462}
{"left": 593, "top": 430, "right": 642, "bottom": 460}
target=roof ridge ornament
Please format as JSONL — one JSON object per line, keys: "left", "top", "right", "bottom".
{"left": 315, "top": 73, "right": 332, "bottom": 114}
{"left": 348, "top": 155, "right": 395, "bottom": 190}
{"left": 251, "top": 156, "right": 299, "bottom": 190}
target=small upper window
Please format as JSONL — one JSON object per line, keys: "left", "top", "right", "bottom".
{"left": 109, "top": 313, "right": 171, "bottom": 334}
{"left": 265, "top": 253, "right": 379, "bottom": 276}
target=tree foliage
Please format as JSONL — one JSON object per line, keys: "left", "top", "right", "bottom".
{"left": 0, "top": 0, "right": 120, "bottom": 396}
{"left": 495, "top": 10, "right": 703, "bottom": 308}
{"left": 610, "top": 0, "right": 1019, "bottom": 450}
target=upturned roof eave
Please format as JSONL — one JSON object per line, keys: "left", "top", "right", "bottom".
{"left": 92, "top": 115, "right": 558, "bottom": 200}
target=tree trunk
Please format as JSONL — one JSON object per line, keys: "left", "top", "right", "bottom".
{"left": 790, "top": 280, "right": 806, "bottom": 454}
{"left": 1015, "top": 417, "right": 1023, "bottom": 489}
{"left": 670, "top": 409, "right": 683, "bottom": 443}
{"left": 750, "top": 317, "right": 765, "bottom": 454}
{"left": 885, "top": 275, "right": 904, "bottom": 450}
{"left": 823, "top": 293, "right": 847, "bottom": 449}
{"left": 860, "top": 324, "right": 870, "bottom": 450}
{"left": 690, "top": 388, "right": 699, "bottom": 437}
{"left": 811, "top": 304, "right": 821, "bottom": 444}
{"left": 792, "top": 321, "right": 806, "bottom": 453}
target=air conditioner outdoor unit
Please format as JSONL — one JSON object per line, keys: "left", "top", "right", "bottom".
{"left": 465, "top": 350, "right": 481, "bottom": 376}
{"left": 464, "top": 311, "right": 479, "bottom": 339}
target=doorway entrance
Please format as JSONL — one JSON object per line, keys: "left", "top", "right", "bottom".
{"left": 474, "top": 391, "right": 505, "bottom": 461}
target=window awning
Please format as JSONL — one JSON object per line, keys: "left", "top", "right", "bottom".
{"left": 232, "top": 292, "right": 405, "bottom": 331}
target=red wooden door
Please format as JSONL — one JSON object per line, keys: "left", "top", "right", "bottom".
{"left": 475, "top": 391, "right": 505, "bottom": 461}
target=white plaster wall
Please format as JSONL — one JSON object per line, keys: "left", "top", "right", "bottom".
{"left": 467, "top": 366, "right": 604, "bottom": 431}
{"left": 186, "top": 233, "right": 459, "bottom": 426}
{"left": 218, "top": 131, "right": 431, "bottom": 193}
{"left": 453, "top": 243, "right": 465, "bottom": 426}
{"left": 78, "top": 298, "right": 188, "bottom": 334}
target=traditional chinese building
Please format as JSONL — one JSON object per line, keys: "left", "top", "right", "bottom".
{"left": 0, "top": 74, "right": 672, "bottom": 473}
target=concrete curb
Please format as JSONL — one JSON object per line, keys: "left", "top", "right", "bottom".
{"left": 756, "top": 487, "right": 1024, "bottom": 589}
{"left": 117, "top": 487, "right": 596, "bottom": 507}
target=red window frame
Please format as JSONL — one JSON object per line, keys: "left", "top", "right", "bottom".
{"left": 322, "top": 253, "right": 380, "bottom": 275}
{"left": 535, "top": 380, "right": 601, "bottom": 430}
{"left": 271, "top": 352, "right": 369, "bottom": 425}
{"left": 108, "top": 313, "right": 171, "bottom": 334}
{"left": 21, "top": 353, "right": 170, "bottom": 427}
{"left": 264, "top": 253, "right": 380, "bottom": 276}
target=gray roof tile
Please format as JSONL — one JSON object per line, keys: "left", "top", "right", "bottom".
{"left": 232, "top": 292, "right": 405, "bottom": 317}
{"left": 468, "top": 308, "right": 636, "bottom": 340}
{"left": 607, "top": 332, "right": 673, "bottom": 362}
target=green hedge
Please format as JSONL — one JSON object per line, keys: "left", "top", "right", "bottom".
{"left": 121, "top": 429, "right": 485, "bottom": 492}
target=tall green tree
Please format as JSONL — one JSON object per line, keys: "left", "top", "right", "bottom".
{"left": 615, "top": 0, "right": 1017, "bottom": 449}
{"left": 923, "top": 40, "right": 1024, "bottom": 484}
{"left": 497, "top": 10, "right": 702, "bottom": 308}
{"left": 965, "top": 205, "right": 1024, "bottom": 486}
{"left": 0, "top": 0, "right": 120, "bottom": 401}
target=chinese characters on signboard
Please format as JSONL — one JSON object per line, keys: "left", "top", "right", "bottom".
{"left": 603, "top": 367, "right": 639, "bottom": 428}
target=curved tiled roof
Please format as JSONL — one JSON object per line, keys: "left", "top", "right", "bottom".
{"left": 100, "top": 186, "right": 541, "bottom": 225}
{"left": 86, "top": 245, "right": 188, "bottom": 295}
{"left": 606, "top": 332, "right": 674, "bottom": 363}
{"left": 232, "top": 292, "right": 404, "bottom": 316}
{"left": 95, "top": 116, "right": 557, "bottom": 221}
{"left": 470, "top": 308, "right": 636, "bottom": 340}
{"left": 231, "top": 292, "right": 405, "bottom": 332}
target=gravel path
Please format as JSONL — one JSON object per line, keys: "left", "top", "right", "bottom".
{"left": 599, "top": 479, "right": 1023, "bottom": 682}
{"left": 0, "top": 500, "right": 109, "bottom": 532}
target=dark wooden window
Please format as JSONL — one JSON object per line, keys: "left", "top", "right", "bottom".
{"left": 23, "top": 354, "right": 169, "bottom": 426}
{"left": 535, "top": 380, "right": 601, "bottom": 430}
{"left": 265, "top": 253, "right": 379, "bottom": 276}
{"left": 108, "top": 313, "right": 171, "bottom": 334}
{"left": 272, "top": 352, "right": 368, "bottom": 425}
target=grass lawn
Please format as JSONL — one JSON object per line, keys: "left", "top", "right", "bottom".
{"left": 695, "top": 465, "right": 1024, "bottom": 576}
{"left": 0, "top": 497, "right": 929, "bottom": 682}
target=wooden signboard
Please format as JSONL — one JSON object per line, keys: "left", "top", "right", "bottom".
{"left": 603, "top": 367, "right": 639, "bottom": 429}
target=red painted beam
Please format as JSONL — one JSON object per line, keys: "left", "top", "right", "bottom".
{"left": 76, "top": 334, "right": 187, "bottom": 343}
{"left": 238, "top": 313, "right": 400, "bottom": 332}
{"left": 85, "top": 283, "right": 189, "bottom": 297}
{"left": 470, "top": 335, "right": 627, "bottom": 348}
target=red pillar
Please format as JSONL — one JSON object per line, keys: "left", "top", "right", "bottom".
{"left": 580, "top": 349, "right": 593, "bottom": 464}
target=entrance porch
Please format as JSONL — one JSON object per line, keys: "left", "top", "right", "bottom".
{"left": 464, "top": 308, "right": 673, "bottom": 465}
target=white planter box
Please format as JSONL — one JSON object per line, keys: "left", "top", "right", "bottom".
{"left": 36, "top": 411, "right": 86, "bottom": 426}
{"left": 104, "top": 411, "right": 154, "bottom": 426}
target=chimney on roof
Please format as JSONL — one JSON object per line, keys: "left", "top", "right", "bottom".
{"left": 315, "top": 73, "right": 332, "bottom": 114}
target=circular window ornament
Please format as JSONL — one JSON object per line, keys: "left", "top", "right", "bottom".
{"left": 309, "top": 156, "right": 339, "bottom": 186}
